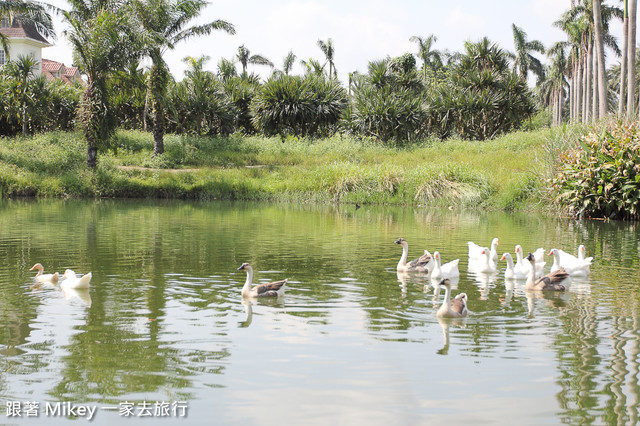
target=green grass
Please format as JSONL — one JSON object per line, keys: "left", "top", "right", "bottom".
{"left": 0, "top": 127, "right": 579, "bottom": 209}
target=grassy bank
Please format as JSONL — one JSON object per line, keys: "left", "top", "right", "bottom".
{"left": 0, "top": 128, "right": 573, "bottom": 209}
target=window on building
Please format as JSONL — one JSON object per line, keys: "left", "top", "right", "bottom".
{"left": 0, "top": 50, "right": 5, "bottom": 66}
{"left": 0, "top": 18, "right": 9, "bottom": 28}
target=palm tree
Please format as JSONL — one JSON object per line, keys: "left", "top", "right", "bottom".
{"left": 409, "top": 34, "right": 441, "bottom": 84}
{"left": 317, "top": 38, "right": 336, "bottom": 79}
{"left": 63, "top": 0, "right": 142, "bottom": 169}
{"left": 593, "top": 0, "right": 607, "bottom": 116}
{"left": 541, "top": 43, "right": 569, "bottom": 126}
{"left": 235, "top": 44, "right": 273, "bottom": 76}
{"left": 217, "top": 57, "right": 237, "bottom": 81}
{"left": 619, "top": 0, "right": 628, "bottom": 116}
{"left": 283, "top": 50, "right": 296, "bottom": 76}
{"left": 300, "top": 57, "right": 324, "bottom": 76}
{"left": 134, "top": 0, "right": 235, "bottom": 156}
{"left": 511, "top": 24, "right": 545, "bottom": 81}
{"left": 628, "top": 0, "right": 637, "bottom": 116}
{"left": 0, "top": 0, "right": 56, "bottom": 59}
{"left": 5, "top": 54, "right": 38, "bottom": 136}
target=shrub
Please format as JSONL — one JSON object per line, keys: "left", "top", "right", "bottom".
{"left": 551, "top": 121, "right": 640, "bottom": 219}
{"left": 251, "top": 74, "right": 347, "bottom": 138}
{"left": 427, "top": 38, "right": 537, "bottom": 141}
{"left": 347, "top": 56, "right": 427, "bottom": 143}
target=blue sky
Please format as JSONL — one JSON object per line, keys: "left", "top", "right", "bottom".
{"left": 45, "top": 0, "right": 621, "bottom": 83}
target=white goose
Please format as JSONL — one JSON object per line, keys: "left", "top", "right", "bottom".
{"left": 394, "top": 238, "right": 433, "bottom": 273}
{"left": 558, "top": 245, "right": 593, "bottom": 274}
{"left": 436, "top": 278, "right": 468, "bottom": 318}
{"left": 500, "top": 252, "right": 527, "bottom": 280}
{"left": 237, "top": 263, "right": 288, "bottom": 298}
{"left": 525, "top": 253, "right": 569, "bottom": 291}
{"left": 472, "top": 247, "right": 497, "bottom": 274}
{"left": 548, "top": 248, "right": 590, "bottom": 276}
{"left": 431, "top": 251, "right": 460, "bottom": 280}
{"left": 29, "top": 263, "right": 59, "bottom": 283}
{"left": 468, "top": 238, "right": 499, "bottom": 263}
{"left": 514, "top": 245, "right": 545, "bottom": 276}
{"left": 60, "top": 269, "right": 92, "bottom": 289}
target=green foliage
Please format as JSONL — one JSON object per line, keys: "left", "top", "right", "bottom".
{"left": 165, "top": 60, "right": 235, "bottom": 136}
{"left": 223, "top": 76, "right": 258, "bottom": 134}
{"left": 0, "top": 68, "right": 82, "bottom": 136}
{"left": 427, "top": 38, "right": 537, "bottom": 141}
{"left": 551, "top": 121, "right": 640, "bottom": 219}
{"left": 251, "top": 74, "right": 347, "bottom": 138}
{"left": 347, "top": 56, "right": 427, "bottom": 143}
{"left": 0, "top": 128, "right": 551, "bottom": 208}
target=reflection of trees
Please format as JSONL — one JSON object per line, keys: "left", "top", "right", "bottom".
{"left": 554, "top": 292, "right": 640, "bottom": 424}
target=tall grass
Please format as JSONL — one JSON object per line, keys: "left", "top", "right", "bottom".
{"left": 0, "top": 128, "right": 566, "bottom": 209}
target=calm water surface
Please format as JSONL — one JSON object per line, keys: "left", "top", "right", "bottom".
{"left": 0, "top": 199, "right": 639, "bottom": 425}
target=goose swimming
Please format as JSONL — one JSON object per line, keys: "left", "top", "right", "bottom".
{"left": 436, "top": 278, "right": 468, "bottom": 318}
{"left": 468, "top": 238, "right": 499, "bottom": 263}
{"left": 60, "top": 269, "right": 92, "bottom": 289}
{"left": 431, "top": 251, "right": 460, "bottom": 280}
{"left": 500, "top": 252, "right": 527, "bottom": 280}
{"left": 29, "top": 263, "right": 59, "bottom": 283}
{"left": 237, "top": 263, "right": 288, "bottom": 298}
{"left": 394, "top": 238, "right": 433, "bottom": 273}
{"left": 525, "top": 253, "right": 569, "bottom": 291}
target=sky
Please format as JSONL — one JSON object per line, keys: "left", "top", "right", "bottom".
{"left": 43, "top": 0, "right": 622, "bottom": 84}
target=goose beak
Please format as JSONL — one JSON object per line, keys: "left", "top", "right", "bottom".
{"left": 500, "top": 254, "right": 506, "bottom": 261}
{"left": 439, "top": 278, "right": 450, "bottom": 286}
{"left": 237, "top": 264, "right": 245, "bottom": 271}
{"left": 394, "top": 238, "right": 402, "bottom": 245}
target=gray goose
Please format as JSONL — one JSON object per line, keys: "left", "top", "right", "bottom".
{"left": 525, "top": 253, "right": 569, "bottom": 291}
{"left": 395, "top": 238, "right": 432, "bottom": 273}
{"left": 436, "top": 278, "right": 468, "bottom": 318}
{"left": 237, "top": 263, "right": 288, "bottom": 298}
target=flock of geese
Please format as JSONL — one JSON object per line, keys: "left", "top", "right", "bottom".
{"left": 29, "top": 237, "right": 593, "bottom": 319}
{"left": 234, "top": 237, "right": 592, "bottom": 319}
{"left": 395, "top": 237, "right": 593, "bottom": 318}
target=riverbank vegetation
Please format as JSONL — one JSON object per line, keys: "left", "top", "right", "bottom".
{"left": 0, "top": 126, "right": 573, "bottom": 210}
{"left": 1, "top": 0, "right": 639, "bottom": 218}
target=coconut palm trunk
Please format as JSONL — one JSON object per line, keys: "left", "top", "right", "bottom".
{"left": 620, "top": 0, "right": 628, "bottom": 117}
{"left": 584, "top": 43, "right": 592, "bottom": 123}
{"left": 628, "top": 0, "right": 637, "bottom": 116}
{"left": 593, "top": 0, "right": 607, "bottom": 118}
{"left": 576, "top": 56, "right": 583, "bottom": 122}
{"left": 592, "top": 52, "right": 598, "bottom": 120}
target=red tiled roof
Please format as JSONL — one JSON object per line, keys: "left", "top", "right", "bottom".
{"left": 42, "top": 59, "right": 63, "bottom": 72}
{"left": 64, "top": 66, "right": 79, "bottom": 77}
{"left": 0, "top": 20, "right": 50, "bottom": 46}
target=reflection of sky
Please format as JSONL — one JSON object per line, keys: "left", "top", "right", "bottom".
{"left": 1, "top": 202, "right": 639, "bottom": 424}
{"left": 4, "top": 287, "right": 89, "bottom": 399}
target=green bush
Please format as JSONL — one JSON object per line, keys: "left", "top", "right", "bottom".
{"left": 251, "top": 74, "right": 347, "bottom": 139}
{"left": 427, "top": 38, "right": 537, "bottom": 141}
{"left": 346, "top": 56, "right": 427, "bottom": 144}
{"left": 551, "top": 120, "right": 640, "bottom": 219}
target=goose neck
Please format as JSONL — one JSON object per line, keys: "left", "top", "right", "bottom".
{"left": 398, "top": 243, "right": 409, "bottom": 268}
{"left": 242, "top": 268, "right": 254, "bottom": 296}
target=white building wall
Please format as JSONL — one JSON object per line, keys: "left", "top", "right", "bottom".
{"left": 3, "top": 39, "right": 44, "bottom": 75}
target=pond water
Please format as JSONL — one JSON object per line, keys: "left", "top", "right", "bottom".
{"left": 0, "top": 199, "right": 639, "bottom": 425}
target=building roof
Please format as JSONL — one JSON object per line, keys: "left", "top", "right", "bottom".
{"left": 64, "top": 66, "right": 80, "bottom": 78}
{"left": 42, "top": 58, "right": 63, "bottom": 72}
{"left": 41, "top": 58, "right": 85, "bottom": 86}
{"left": 0, "top": 20, "right": 50, "bottom": 46}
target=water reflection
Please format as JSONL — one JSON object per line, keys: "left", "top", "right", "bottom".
{"left": 0, "top": 200, "right": 638, "bottom": 424}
